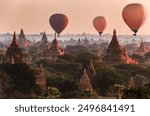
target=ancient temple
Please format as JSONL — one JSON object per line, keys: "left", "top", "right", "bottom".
{"left": 48, "top": 34, "right": 64, "bottom": 58}
{"left": 87, "top": 60, "right": 96, "bottom": 76}
{"left": 123, "top": 45, "right": 138, "bottom": 64}
{"left": 77, "top": 38, "right": 82, "bottom": 46}
{"left": 6, "top": 32, "right": 23, "bottom": 63}
{"left": 18, "top": 29, "right": 30, "bottom": 48}
{"left": 40, "top": 31, "right": 50, "bottom": 49}
{"left": 40, "top": 31, "right": 50, "bottom": 56}
{"left": 79, "top": 69, "right": 93, "bottom": 90}
{"left": 128, "top": 77, "right": 135, "bottom": 89}
{"left": 36, "top": 64, "right": 46, "bottom": 91}
{"left": 104, "top": 29, "right": 138, "bottom": 65}
{"left": 134, "top": 40, "right": 149, "bottom": 56}
{"left": 83, "top": 37, "right": 89, "bottom": 46}
{"left": 0, "top": 45, "right": 6, "bottom": 64}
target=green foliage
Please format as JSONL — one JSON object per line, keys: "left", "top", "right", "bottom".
{"left": 46, "top": 73, "right": 78, "bottom": 98}
{"left": 133, "top": 74, "right": 148, "bottom": 87}
{"left": 76, "top": 52, "right": 97, "bottom": 68}
{"left": 93, "top": 66, "right": 124, "bottom": 96}
{"left": 59, "top": 79, "right": 78, "bottom": 92}
{"left": 132, "top": 54, "right": 145, "bottom": 63}
{"left": 47, "top": 87, "right": 61, "bottom": 98}
{"left": 0, "top": 63, "right": 38, "bottom": 95}
{"left": 0, "top": 70, "right": 14, "bottom": 98}
{"left": 38, "top": 59, "right": 83, "bottom": 80}
{"left": 113, "top": 84, "right": 125, "bottom": 99}
{"left": 65, "top": 45, "right": 91, "bottom": 55}
{"left": 115, "top": 64, "right": 145, "bottom": 76}
{"left": 122, "top": 87, "right": 150, "bottom": 99}
{"left": 57, "top": 54, "right": 76, "bottom": 62}
{"left": 145, "top": 52, "right": 150, "bottom": 60}
{"left": 80, "top": 90, "right": 93, "bottom": 98}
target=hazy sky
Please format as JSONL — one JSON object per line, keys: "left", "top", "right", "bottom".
{"left": 0, "top": 0, "right": 150, "bottom": 35}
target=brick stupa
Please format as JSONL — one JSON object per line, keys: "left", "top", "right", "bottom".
{"left": 104, "top": 29, "right": 138, "bottom": 65}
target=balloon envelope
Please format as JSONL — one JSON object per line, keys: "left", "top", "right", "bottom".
{"left": 49, "top": 14, "right": 68, "bottom": 35}
{"left": 122, "top": 3, "right": 147, "bottom": 35}
{"left": 93, "top": 16, "right": 108, "bottom": 36}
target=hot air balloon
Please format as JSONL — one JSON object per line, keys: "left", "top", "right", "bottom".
{"left": 93, "top": 16, "right": 108, "bottom": 36}
{"left": 122, "top": 3, "right": 147, "bottom": 36}
{"left": 49, "top": 13, "right": 68, "bottom": 36}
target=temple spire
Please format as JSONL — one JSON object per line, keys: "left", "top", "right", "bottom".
{"left": 128, "top": 77, "right": 135, "bottom": 89}
{"left": 42, "top": 31, "right": 48, "bottom": 42}
{"left": 20, "top": 29, "right": 24, "bottom": 35}
{"left": 87, "top": 60, "right": 96, "bottom": 75}
{"left": 77, "top": 38, "right": 82, "bottom": 46}
{"left": 123, "top": 44, "right": 128, "bottom": 58}
{"left": 40, "top": 64, "right": 44, "bottom": 72}
{"left": 19, "top": 29, "right": 26, "bottom": 39}
{"left": 79, "top": 69, "right": 93, "bottom": 90}
{"left": 10, "top": 57, "right": 15, "bottom": 64}
{"left": 10, "top": 32, "right": 18, "bottom": 47}
{"left": 113, "top": 29, "right": 116, "bottom": 35}
{"left": 107, "top": 29, "right": 120, "bottom": 49}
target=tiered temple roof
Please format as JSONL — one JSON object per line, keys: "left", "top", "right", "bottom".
{"left": 48, "top": 33, "right": 64, "bottom": 57}
{"left": 104, "top": 29, "right": 138, "bottom": 65}
{"left": 40, "top": 31, "right": 50, "bottom": 50}
{"left": 36, "top": 64, "right": 46, "bottom": 91}
{"left": 18, "top": 29, "right": 30, "bottom": 47}
{"left": 6, "top": 32, "right": 22, "bottom": 63}
{"left": 134, "top": 40, "right": 149, "bottom": 56}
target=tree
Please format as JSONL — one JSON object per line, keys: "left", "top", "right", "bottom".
{"left": 145, "top": 52, "right": 150, "bottom": 60}
{"left": 115, "top": 64, "right": 145, "bottom": 77}
{"left": 76, "top": 52, "right": 97, "bottom": 68}
{"left": 38, "top": 59, "right": 83, "bottom": 80}
{"left": 0, "top": 70, "right": 14, "bottom": 98}
{"left": 57, "top": 54, "right": 76, "bottom": 62}
{"left": 122, "top": 83, "right": 150, "bottom": 99}
{"left": 93, "top": 66, "right": 124, "bottom": 96}
{"left": 0, "top": 63, "right": 39, "bottom": 98}
{"left": 47, "top": 87, "right": 61, "bottom": 98}
{"left": 133, "top": 74, "right": 148, "bottom": 87}
{"left": 113, "top": 84, "right": 125, "bottom": 99}
{"left": 132, "top": 54, "right": 145, "bottom": 63}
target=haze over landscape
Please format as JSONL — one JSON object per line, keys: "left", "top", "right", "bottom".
{"left": 0, "top": 0, "right": 150, "bottom": 35}
{"left": 1, "top": 0, "right": 150, "bottom": 99}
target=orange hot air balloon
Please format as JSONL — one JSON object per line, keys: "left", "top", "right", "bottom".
{"left": 93, "top": 16, "right": 108, "bottom": 36}
{"left": 49, "top": 13, "right": 68, "bottom": 36}
{"left": 122, "top": 3, "right": 147, "bottom": 36}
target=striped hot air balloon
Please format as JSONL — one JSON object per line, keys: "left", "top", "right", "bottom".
{"left": 122, "top": 3, "right": 147, "bottom": 36}
{"left": 49, "top": 13, "right": 68, "bottom": 36}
